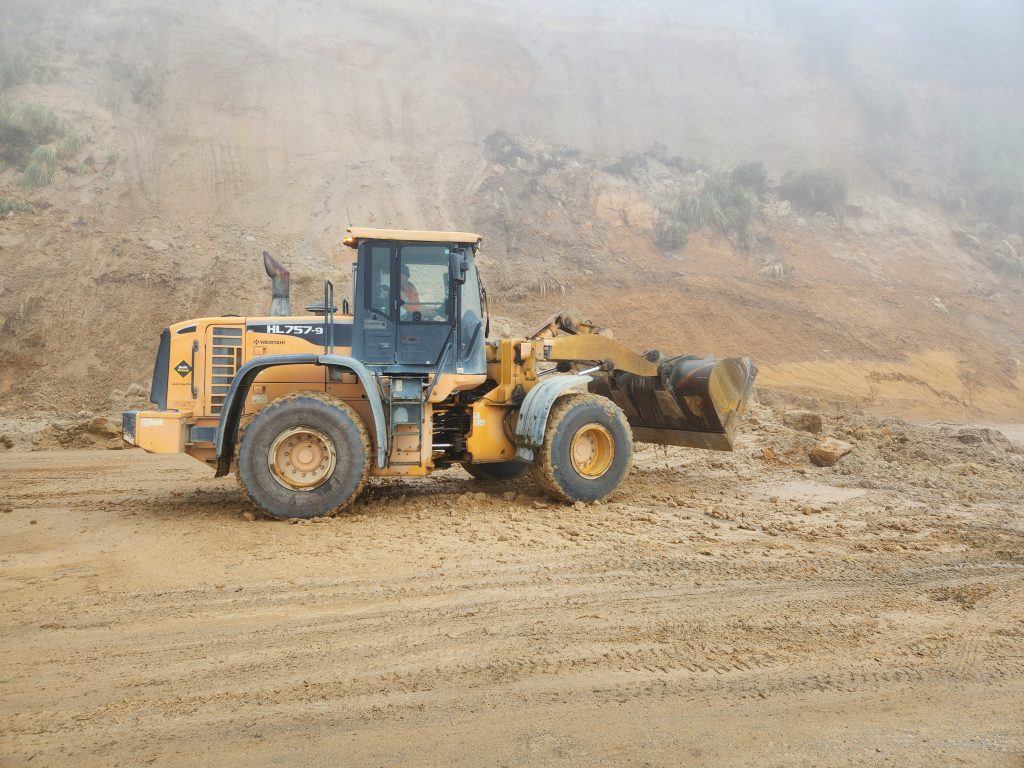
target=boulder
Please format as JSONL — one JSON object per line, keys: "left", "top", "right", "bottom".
{"left": 783, "top": 410, "right": 823, "bottom": 434}
{"left": 809, "top": 438, "right": 853, "bottom": 467}
{"left": 86, "top": 417, "right": 120, "bottom": 438}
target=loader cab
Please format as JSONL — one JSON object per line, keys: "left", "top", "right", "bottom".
{"left": 348, "top": 229, "right": 487, "bottom": 376}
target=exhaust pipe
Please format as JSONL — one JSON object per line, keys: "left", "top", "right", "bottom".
{"left": 263, "top": 251, "right": 291, "bottom": 317}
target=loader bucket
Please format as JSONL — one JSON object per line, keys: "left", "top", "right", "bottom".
{"left": 589, "top": 355, "right": 757, "bottom": 451}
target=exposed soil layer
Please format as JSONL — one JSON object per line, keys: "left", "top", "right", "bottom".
{"left": 2, "top": 404, "right": 1022, "bottom": 767}
{"left": 1, "top": 1, "right": 1023, "bottom": 422}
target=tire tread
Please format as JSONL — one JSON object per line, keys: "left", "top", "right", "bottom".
{"left": 235, "top": 391, "right": 371, "bottom": 518}
{"left": 529, "top": 393, "right": 632, "bottom": 503}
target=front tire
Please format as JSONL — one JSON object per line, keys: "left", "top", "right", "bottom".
{"left": 463, "top": 461, "right": 530, "bottom": 481}
{"left": 530, "top": 394, "right": 633, "bottom": 503}
{"left": 236, "top": 392, "right": 370, "bottom": 519}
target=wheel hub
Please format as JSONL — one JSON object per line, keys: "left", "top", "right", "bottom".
{"left": 569, "top": 423, "right": 614, "bottom": 479}
{"left": 268, "top": 426, "right": 336, "bottom": 491}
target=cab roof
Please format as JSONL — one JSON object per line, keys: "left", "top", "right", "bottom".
{"left": 343, "top": 227, "right": 482, "bottom": 248}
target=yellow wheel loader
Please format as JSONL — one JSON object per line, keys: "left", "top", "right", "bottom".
{"left": 123, "top": 228, "right": 756, "bottom": 519}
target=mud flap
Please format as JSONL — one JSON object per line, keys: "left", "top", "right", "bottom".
{"left": 589, "top": 355, "right": 757, "bottom": 451}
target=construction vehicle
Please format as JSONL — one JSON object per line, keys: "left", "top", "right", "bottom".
{"left": 123, "top": 228, "right": 756, "bottom": 519}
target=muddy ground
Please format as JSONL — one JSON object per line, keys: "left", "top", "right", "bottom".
{"left": 1, "top": 403, "right": 1023, "bottom": 767}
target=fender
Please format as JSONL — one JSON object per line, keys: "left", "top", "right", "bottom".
{"left": 318, "top": 354, "right": 388, "bottom": 469}
{"left": 213, "top": 354, "right": 388, "bottom": 476}
{"left": 513, "top": 374, "right": 593, "bottom": 462}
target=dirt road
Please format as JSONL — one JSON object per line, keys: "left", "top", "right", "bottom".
{"left": 2, "top": 409, "right": 1023, "bottom": 766}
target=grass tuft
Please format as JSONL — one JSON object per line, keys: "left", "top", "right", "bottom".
{"left": 23, "top": 144, "right": 57, "bottom": 188}
{"left": 679, "top": 170, "right": 759, "bottom": 248}
{"left": 779, "top": 168, "right": 849, "bottom": 217}
{"left": 0, "top": 196, "right": 30, "bottom": 215}
{"left": 730, "top": 161, "right": 769, "bottom": 198}
{"left": 56, "top": 133, "right": 82, "bottom": 161}
{"left": 0, "top": 100, "right": 62, "bottom": 166}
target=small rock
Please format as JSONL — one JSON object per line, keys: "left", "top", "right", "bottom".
{"left": 777, "top": 200, "right": 791, "bottom": 217}
{"left": 783, "top": 410, "right": 823, "bottom": 434}
{"left": 502, "top": 491, "right": 517, "bottom": 501}
{"left": 242, "top": 511, "right": 256, "bottom": 522}
{"left": 929, "top": 295, "right": 949, "bottom": 315}
{"left": 105, "top": 437, "right": 124, "bottom": 450}
{"left": 809, "top": 438, "right": 854, "bottom": 467}
{"left": 573, "top": 501, "right": 587, "bottom": 511}
{"left": 1, "top": 435, "right": 14, "bottom": 449}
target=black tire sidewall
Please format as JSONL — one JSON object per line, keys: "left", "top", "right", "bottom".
{"left": 238, "top": 397, "right": 368, "bottom": 519}
{"left": 548, "top": 400, "right": 632, "bottom": 502}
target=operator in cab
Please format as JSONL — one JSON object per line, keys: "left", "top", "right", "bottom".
{"left": 400, "top": 264, "right": 421, "bottom": 319}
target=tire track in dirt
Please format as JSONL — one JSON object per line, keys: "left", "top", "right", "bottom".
{"left": 2, "top": 405, "right": 1023, "bottom": 767}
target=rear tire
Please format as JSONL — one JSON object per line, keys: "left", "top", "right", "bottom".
{"left": 463, "top": 461, "right": 530, "bottom": 481}
{"left": 530, "top": 394, "right": 633, "bottom": 503}
{"left": 236, "top": 392, "right": 370, "bottom": 519}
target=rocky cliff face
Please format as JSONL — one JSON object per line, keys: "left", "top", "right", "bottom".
{"left": 0, "top": 0, "right": 1021, "bottom": 419}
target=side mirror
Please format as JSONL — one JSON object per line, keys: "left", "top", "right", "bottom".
{"left": 449, "top": 251, "right": 468, "bottom": 286}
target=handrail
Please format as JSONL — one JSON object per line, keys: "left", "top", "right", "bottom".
{"left": 324, "top": 279, "right": 335, "bottom": 354}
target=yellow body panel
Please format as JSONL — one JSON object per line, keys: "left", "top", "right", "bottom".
{"left": 132, "top": 411, "right": 188, "bottom": 454}
{"left": 466, "top": 401, "right": 517, "bottom": 463}
{"left": 159, "top": 316, "right": 487, "bottom": 477}
{"left": 484, "top": 338, "right": 536, "bottom": 403}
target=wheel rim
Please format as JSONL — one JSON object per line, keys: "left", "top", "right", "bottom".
{"left": 268, "top": 426, "right": 336, "bottom": 491}
{"left": 569, "top": 423, "right": 614, "bottom": 479}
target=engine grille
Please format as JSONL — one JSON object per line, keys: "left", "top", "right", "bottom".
{"left": 209, "top": 326, "right": 243, "bottom": 414}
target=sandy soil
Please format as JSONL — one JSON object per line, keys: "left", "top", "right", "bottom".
{"left": 2, "top": 408, "right": 1022, "bottom": 767}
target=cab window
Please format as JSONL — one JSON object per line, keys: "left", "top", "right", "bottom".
{"left": 367, "top": 245, "right": 391, "bottom": 316}
{"left": 399, "top": 245, "right": 450, "bottom": 323}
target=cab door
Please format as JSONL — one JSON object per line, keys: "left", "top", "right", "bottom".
{"left": 396, "top": 244, "right": 453, "bottom": 366}
{"left": 357, "top": 243, "right": 397, "bottom": 365}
